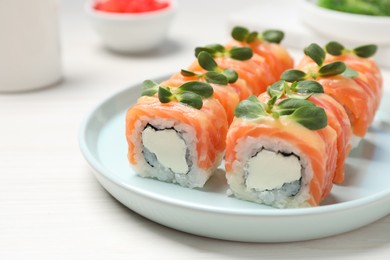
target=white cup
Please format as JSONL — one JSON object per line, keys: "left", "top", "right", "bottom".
{"left": 0, "top": 0, "right": 62, "bottom": 92}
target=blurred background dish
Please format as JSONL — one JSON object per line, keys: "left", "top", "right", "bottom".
{"left": 85, "top": 0, "right": 176, "bottom": 53}
{"left": 301, "top": 0, "right": 390, "bottom": 45}
{"left": 315, "top": 0, "right": 390, "bottom": 17}
{"left": 229, "top": 0, "right": 390, "bottom": 68}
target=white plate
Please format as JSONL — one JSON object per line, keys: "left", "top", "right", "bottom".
{"left": 79, "top": 76, "right": 390, "bottom": 242}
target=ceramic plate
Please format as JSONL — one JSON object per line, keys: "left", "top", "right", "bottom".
{"left": 79, "top": 76, "right": 390, "bottom": 242}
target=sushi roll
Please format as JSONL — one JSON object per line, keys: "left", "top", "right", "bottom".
{"left": 225, "top": 95, "right": 337, "bottom": 208}
{"left": 287, "top": 43, "right": 378, "bottom": 146}
{"left": 126, "top": 80, "right": 228, "bottom": 188}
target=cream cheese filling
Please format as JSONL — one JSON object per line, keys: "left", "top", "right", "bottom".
{"left": 142, "top": 126, "right": 188, "bottom": 174}
{"left": 245, "top": 149, "right": 301, "bottom": 191}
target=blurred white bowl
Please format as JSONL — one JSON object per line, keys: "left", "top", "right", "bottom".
{"left": 301, "top": 0, "right": 390, "bottom": 46}
{"left": 85, "top": 0, "right": 176, "bottom": 53}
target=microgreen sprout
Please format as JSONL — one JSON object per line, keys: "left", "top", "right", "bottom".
{"left": 266, "top": 80, "right": 324, "bottom": 101}
{"left": 181, "top": 51, "right": 239, "bottom": 85}
{"left": 235, "top": 79, "right": 327, "bottom": 130}
{"left": 325, "top": 41, "right": 377, "bottom": 58}
{"left": 235, "top": 93, "right": 327, "bottom": 130}
{"left": 194, "top": 44, "right": 253, "bottom": 61}
{"left": 281, "top": 43, "right": 359, "bottom": 81}
{"left": 231, "top": 26, "right": 285, "bottom": 44}
{"left": 234, "top": 95, "right": 268, "bottom": 119}
{"left": 141, "top": 80, "right": 213, "bottom": 109}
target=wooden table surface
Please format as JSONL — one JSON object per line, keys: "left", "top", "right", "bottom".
{"left": 1, "top": 0, "right": 389, "bottom": 259}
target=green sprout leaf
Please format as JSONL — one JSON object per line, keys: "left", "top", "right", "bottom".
{"left": 205, "top": 44, "right": 225, "bottom": 53}
{"left": 325, "top": 42, "right": 377, "bottom": 58}
{"left": 235, "top": 94, "right": 328, "bottom": 130}
{"left": 262, "top": 30, "right": 284, "bottom": 44}
{"left": 276, "top": 98, "right": 315, "bottom": 116}
{"left": 222, "top": 69, "right": 238, "bottom": 83}
{"left": 318, "top": 61, "right": 346, "bottom": 77}
{"left": 181, "top": 69, "right": 197, "bottom": 77}
{"left": 197, "top": 51, "right": 219, "bottom": 71}
{"left": 176, "top": 92, "right": 203, "bottom": 109}
{"left": 304, "top": 43, "right": 326, "bottom": 66}
{"left": 231, "top": 26, "right": 249, "bottom": 41}
{"left": 195, "top": 45, "right": 224, "bottom": 57}
{"left": 287, "top": 93, "right": 313, "bottom": 100}
{"left": 246, "top": 32, "right": 258, "bottom": 43}
{"left": 141, "top": 80, "right": 159, "bottom": 96}
{"left": 267, "top": 95, "right": 279, "bottom": 108}
{"left": 280, "top": 69, "right": 307, "bottom": 82}
{"left": 229, "top": 47, "right": 253, "bottom": 60}
{"left": 191, "top": 49, "right": 241, "bottom": 85}
{"left": 267, "top": 80, "right": 285, "bottom": 99}
{"left": 289, "top": 105, "right": 327, "bottom": 130}
{"left": 353, "top": 44, "right": 377, "bottom": 58}
{"left": 342, "top": 67, "right": 359, "bottom": 78}
{"left": 178, "top": 81, "right": 213, "bottom": 97}
{"left": 195, "top": 45, "right": 226, "bottom": 58}
{"left": 195, "top": 47, "right": 212, "bottom": 57}
{"left": 196, "top": 43, "right": 253, "bottom": 61}
{"left": 158, "top": 87, "right": 174, "bottom": 103}
{"left": 231, "top": 26, "right": 284, "bottom": 44}
{"left": 235, "top": 96, "right": 267, "bottom": 119}
{"left": 247, "top": 95, "right": 260, "bottom": 102}
{"left": 325, "top": 41, "right": 345, "bottom": 56}
{"left": 204, "top": 71, "right": 228, "bottom": 85}
{"left": 147, "top": 81, "right": 214, "bottom": 110}
{"left": 295, "top": 80, "right": 324, "bottom": 94}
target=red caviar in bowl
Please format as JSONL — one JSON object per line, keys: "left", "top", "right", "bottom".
{"left": 94, "top": 0, "right": 170, "bottom": 13}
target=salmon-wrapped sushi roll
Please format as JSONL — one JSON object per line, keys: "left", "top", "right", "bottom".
{"left": 298, "top": 55, "right": 379, "bottom": 128}
{"left": 228, "top": 26, "right": 294, "bottom": 79}
{"left": 259, "top": 80, "right": 352, "bottom": 184}
{"left": 126, "top": 80, "right": 228, "bottom": 188}
{"left": 225, "top": 95, "right": 337, "bottom": 208}
{"left": 290, "top": 43, "right": 375, "bottom": 144}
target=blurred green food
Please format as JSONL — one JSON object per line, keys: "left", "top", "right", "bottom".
{"left": 318, "top": 0, "right": 390, "bottom": 16}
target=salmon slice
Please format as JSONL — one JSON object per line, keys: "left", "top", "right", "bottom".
{"left": 308, "top": 95, "right": 352, "bottom": 183}
{"left": 325, "top": 53, "right": 383, "bottom": 112}
{"left": 317, "top": 76, "right": 372, "bottom": 137}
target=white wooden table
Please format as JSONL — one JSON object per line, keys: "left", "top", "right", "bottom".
{"left": 1, "top": 0, "right": 389, "bottom": 259}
